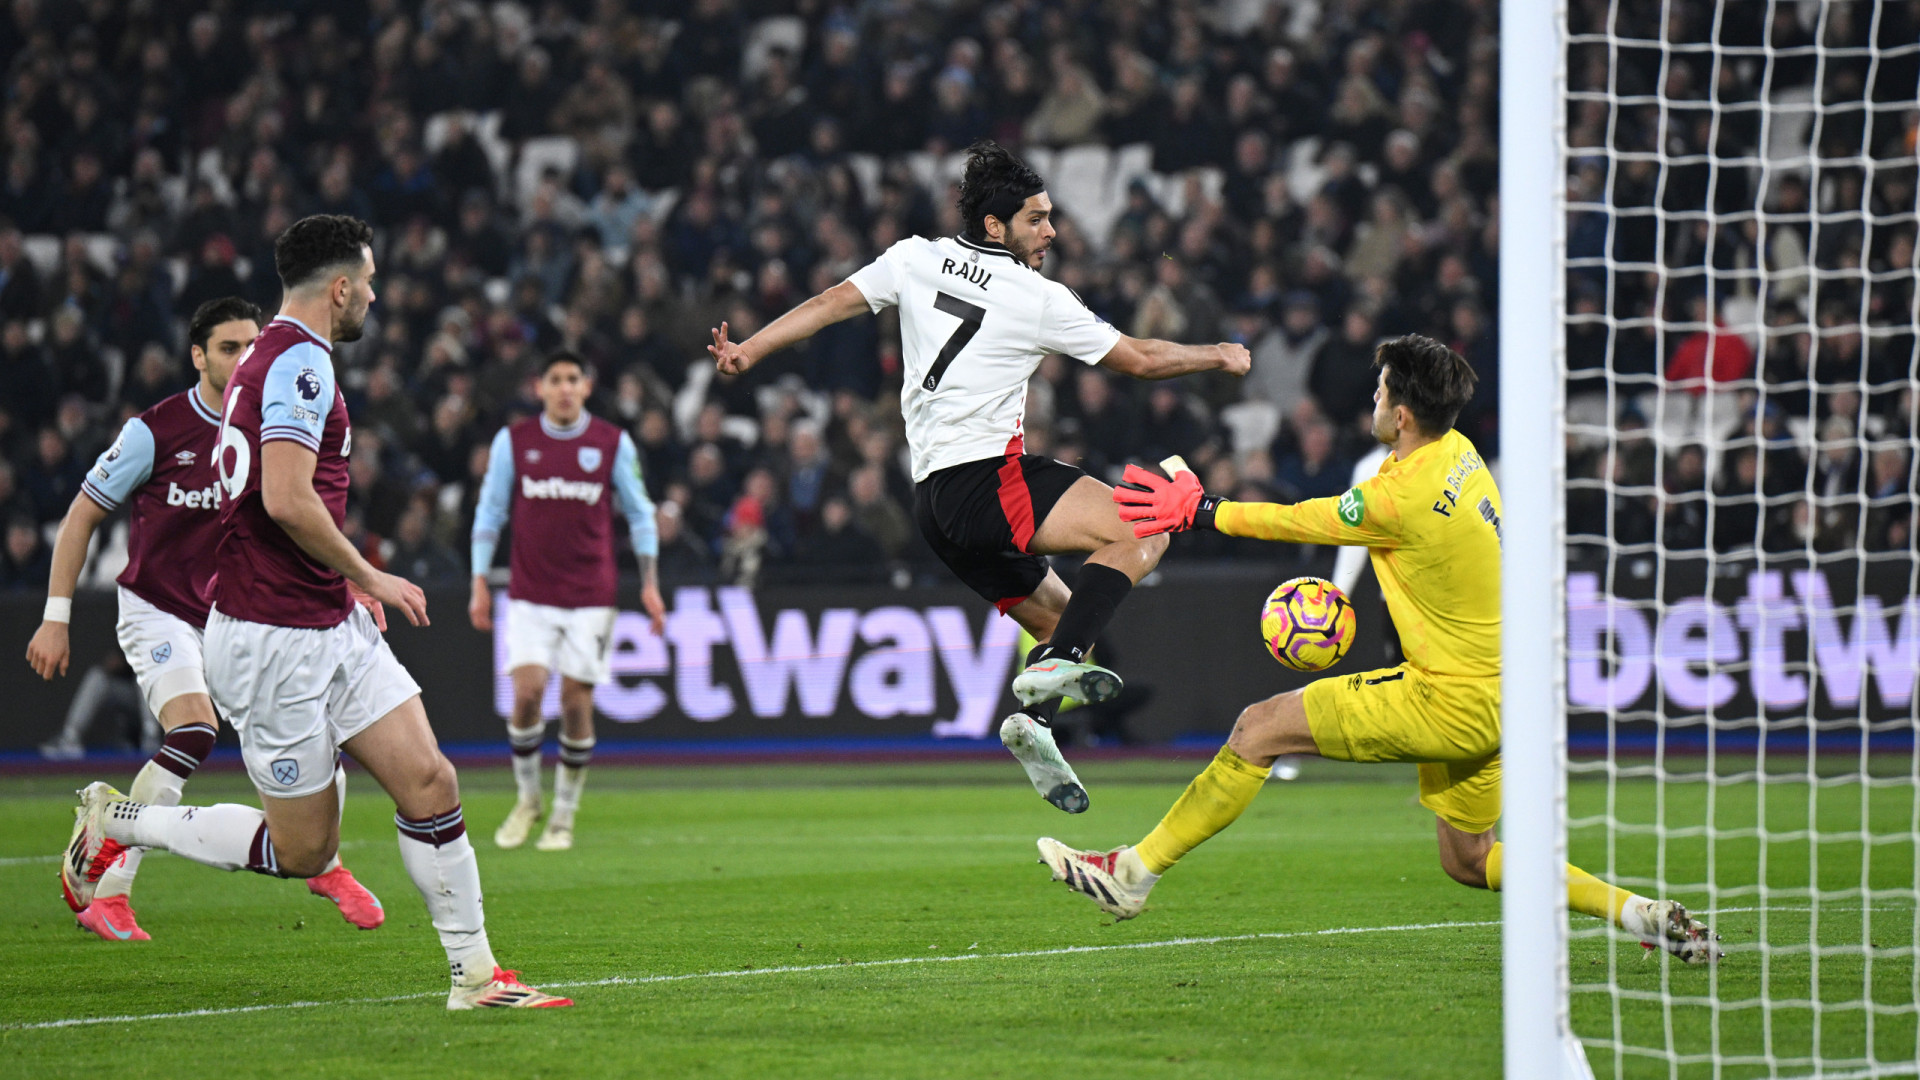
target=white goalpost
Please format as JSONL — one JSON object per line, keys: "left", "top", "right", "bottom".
{"left": 1502, "top": 0, "right": 1586, "bottom": 1073}
{"left": 1508, "top": 1, "right": 1920, "bottom": 1077}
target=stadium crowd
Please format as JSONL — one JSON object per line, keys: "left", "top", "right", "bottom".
{"left": 0, "top": 0, "right": 1900, "bottom": 594}
{"left": 1561, "top": 0, "right": 1920, "bottom": 560}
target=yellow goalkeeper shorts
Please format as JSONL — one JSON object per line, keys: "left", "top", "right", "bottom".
{"left": 1301, "top": 663, "right": 1503, "bottom": 834}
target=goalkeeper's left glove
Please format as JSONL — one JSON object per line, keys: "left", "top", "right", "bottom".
{"left": 1113, "top": 463, "right": 1225, "bottom": 538}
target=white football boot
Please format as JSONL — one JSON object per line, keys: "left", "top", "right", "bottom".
{"left": 1000, "top": 713, "right": 1089, "bottom": 813}
{"left": 493, "top": 799, "right": 542, "bottom": 850}
{"left": 62, "top": 782, "right": 131, "bottom": 912}
{"left": 534, "top": 815, "right": 574, "bottom": 851}
{"left": 446, "top": 967, "right": 573, "bottom": 1010}
{"left": 1011, "top": 658, "right": 1122, "bottom": 708}
{"left": 1037, "top": 838, "right": 1158, "bottom": 919}
{"left": 1623, "top": 897, "right": 1723, "bottom": 964}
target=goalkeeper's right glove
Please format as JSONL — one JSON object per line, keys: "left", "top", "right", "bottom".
{"left": 1113, "top": 463, "right": 1225, "bottom": 538}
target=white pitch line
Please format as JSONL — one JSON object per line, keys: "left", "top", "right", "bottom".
{"left": 3, "top": 918, "right": 1500, "bottom": 1031}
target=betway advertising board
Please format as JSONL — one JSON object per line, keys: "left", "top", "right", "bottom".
{"left": 2, "top": 562, "right": 1912, "bottom": 752}
{"left": 1566, "top": 558, "right": 1919, "bottom": 724}
{"left": 490, "top": 589, "right": 1025, "bottom": 739}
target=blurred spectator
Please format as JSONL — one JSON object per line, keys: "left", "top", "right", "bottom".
{"left": 0, "top": 514, "right": 49, "bottom": 590}
{"left": 1275, "top": 420, "right": 1352, "bottom": 503}
{"left": 849, "top": 464, "right": 911, "bottom": 559}
{"left": 387, "top": 498, "right": 465, "bottom": 584}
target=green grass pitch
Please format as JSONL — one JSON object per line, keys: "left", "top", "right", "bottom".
{"left": 0, "top": 760, "right": 1910, "bottom": 1078}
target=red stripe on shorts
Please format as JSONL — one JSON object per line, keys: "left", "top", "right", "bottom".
{"left": 994, "top": 594, "right": 1030, "bottom": 616}
{"left": 997, "top": 454, "right": 1036, "bottom": 554}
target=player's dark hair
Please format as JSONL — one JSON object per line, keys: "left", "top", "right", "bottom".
{"left": 274, "top": 214, "right": 374, "bottom": 289}
{"left": 187, "top": 296, "right": 263, "bottom": 352}
{"left": 956, "top": 140, "right": 1046, "bottom": 243}
{"left": 1371, "top": 334, "right": 1477, "bottom": 435}
{"left": 541, "top": 349, "right": 593, "bottom": 379}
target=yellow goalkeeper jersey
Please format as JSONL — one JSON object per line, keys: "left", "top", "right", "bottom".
{"left": 1216, "top": 428, "right": 1502, "bottom": 678}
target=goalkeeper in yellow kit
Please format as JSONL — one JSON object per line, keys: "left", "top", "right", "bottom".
{"left": 1036, "top": 334, "right": 1721, "bottom": 963}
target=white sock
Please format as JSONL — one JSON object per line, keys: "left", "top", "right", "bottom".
{"left": 107, "top": 801, "right": 273, "bottom": 874}
{"left": 551, "top": 735, "right": 594, "bottom": 827}
{"left": 395, "top": 806, "right": 496, "bottom": 984}
{"left": 508, "top": 723, "right": 544, "bottom": 805}
{"left": 96, "top": 760, "right": 191, "bottom": 899}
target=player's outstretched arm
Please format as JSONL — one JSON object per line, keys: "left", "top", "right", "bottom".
{"left": 1114, "top": 463, "right": 1400, "bottom": 547}
{"left": 261, "top": 441, "right": 429, "bottom": 627}
{"left": 25, "top": 493, "right": 111, "bottom": 680}
{"left": 710, "top": 281, "right": 871, "bottom": 377}
{"left": 1099, "top": 335, "right": 1252, "bottom": 381}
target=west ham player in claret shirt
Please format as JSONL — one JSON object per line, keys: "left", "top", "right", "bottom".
{"left": 468, "top": 351, "right": 664, "bottom": 852}
{"left": 28, "top": 296, "right": 383, "bottom": 942}
{"left": 708, "top": 141, "right": 1249, "bottom": 813}
{"left": 61, "top": 216, "right": 569, "bottom": 1009}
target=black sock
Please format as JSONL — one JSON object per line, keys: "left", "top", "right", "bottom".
{"left": 1038, "top": 563, "right": 1133, "bottom": 664}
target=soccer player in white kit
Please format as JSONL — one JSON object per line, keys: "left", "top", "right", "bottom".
{"left": 709, "top": 141, "right": 1249, "bottom": 811}
{"left": 61, "top": 215, "right": 568, "bottom": 1008}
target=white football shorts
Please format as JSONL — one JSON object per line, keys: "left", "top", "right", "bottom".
{"left": 207, "top": 603, "right": 422, "bottom": 799}
{"left": 504, "top": 599, "right": 616, "bottom": 685}
{"left": 116, "top": 586, "right": 208, "bottom": 718}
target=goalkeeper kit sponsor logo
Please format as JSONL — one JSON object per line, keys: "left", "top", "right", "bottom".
{"left": 1337, "top": 488, "right": 1365, "bottom": 526}
{"left": 520, "top": 475, "right": 605, "bottom": 506}
{"left": 491, "top": 587, "right": 1022, "bottom": 736}
{"left": 1567, "top": 569, "right": 1920, "bottom": 715}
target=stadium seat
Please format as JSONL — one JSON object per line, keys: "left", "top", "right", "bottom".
{"left": 1219, "top": 401, "right": 1282, "bottom": 460}
{"left": 515, "top": 136, "right": 580, "bottom": 209}
{"left": 742, "top": 17, "right": 806, "bottom": 81}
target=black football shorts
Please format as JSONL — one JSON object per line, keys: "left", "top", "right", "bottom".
{"left": 914, "top": 452, "right": 1085, "bottom": 613}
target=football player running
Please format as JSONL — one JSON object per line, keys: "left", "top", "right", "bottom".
{"left": 1036, "top": 335, "right": 1721, "bottom": 964}
{"left": 60, "top": 216, "right": 570, "bottom": 1007}
{"left": 708, "top": 140, "right": 1249, "bottom": 813}
{"left": 28, "top": 296, "right": 383, "bottom": 941}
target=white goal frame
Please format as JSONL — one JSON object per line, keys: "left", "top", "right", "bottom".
{"left": 1501, "top": 0, "right": 1591, "bottom": 1076}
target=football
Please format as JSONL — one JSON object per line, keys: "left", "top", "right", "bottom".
{"left": 1260, "top": 577, "right": 1357, "bottom": 673}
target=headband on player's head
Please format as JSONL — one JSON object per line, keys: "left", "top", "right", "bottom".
{"left": 979, "top": 179, "right": 1045, "bottom": 240}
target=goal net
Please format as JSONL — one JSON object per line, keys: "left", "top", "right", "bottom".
{"left": 1530, "top": 0, "right": 1920, "bottom": 1076}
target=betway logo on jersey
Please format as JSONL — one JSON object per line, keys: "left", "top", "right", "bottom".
{"left": 492, "top": 588, "right": 1020, "bottom": 735}
{"left": 520, "top": 475, "right": 605, "bottom": 506}
{"left": 164, "top": 482, "right": 222, "bottom": 510}
{"left": 1567, "top": 569, "right": 1919, "bottom": 716}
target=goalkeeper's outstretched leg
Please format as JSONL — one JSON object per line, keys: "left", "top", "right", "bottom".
{"left": 1038, "top": 682, "right": 1723, "bottom": 963}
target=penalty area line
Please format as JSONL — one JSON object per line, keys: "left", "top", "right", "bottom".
{"left": 4, "top": 918, "right": 1500, "bottom": 1030}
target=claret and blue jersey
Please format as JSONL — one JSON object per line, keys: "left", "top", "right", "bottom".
{"left": 212, "top": 315, "right": 357, "bottom": 629}
{"left": 470, "top": 412, "right": 658, "bottom": 610}
{"left": 80, "top": 384, "right": 227, "bottom": 628}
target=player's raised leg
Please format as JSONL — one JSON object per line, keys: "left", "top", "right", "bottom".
{"left": 1014, "top": 476, "right": 1168, "bottom": 710}
{"left": 496, "top": 661, "right": 550, "bottom": 849}
{"left": 999, "top": 573, "right": 1086, "bottom": 811}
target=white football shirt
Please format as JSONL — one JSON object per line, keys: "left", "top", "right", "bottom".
{"left": 846, "top": 235, "right": 1122, "bottom": 481}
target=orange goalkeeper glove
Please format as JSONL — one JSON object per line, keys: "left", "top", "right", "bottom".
{"left": 1113, "top": 463, "right": 1224, "bottom": 537}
